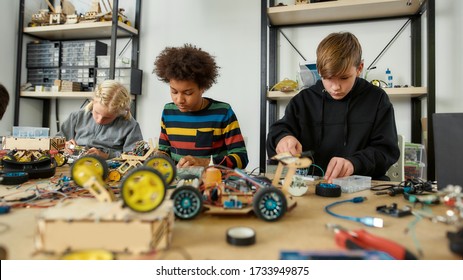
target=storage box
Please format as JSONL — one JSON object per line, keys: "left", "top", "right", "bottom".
{"left": 333, "top": 175, "right": 372, "bottom": 193}
{"left": 61, "top": 40, "right": 107, "bottom": 67}
{"left": 27, "top": 41, "right": 61, "bottom": 68}
{"left": 35, "top": 198, "right": 174, "bottom": 254}
{"left": 404, "top": 142, "right": 425, "bottom": 163}
{"left": 12, "top": 126, "right": 49, "bottom": 138}
{"left": 96, "top": 68, "right": 143, "bottom": 95}
{"left": 404, "top": 161, "right": 426, "bottom": 180}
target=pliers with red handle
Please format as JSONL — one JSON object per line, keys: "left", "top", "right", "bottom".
{"left": 326, "top": 224, "right": 417, "bottom": 260}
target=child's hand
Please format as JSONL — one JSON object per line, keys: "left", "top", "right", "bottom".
{"left": 276, "top": 135, "right": 302, "bottom": 156}
{"left": 324, "top": 157, "right": 354, "bottom": 183}
{"left": 86, "top": 147, "right": 109, "bottom": 160}
{"left": 177, "top": 156, "right": 210, "bottom": 168}
{"left": 64, "top": 139, "right": 77, "bottom": 155}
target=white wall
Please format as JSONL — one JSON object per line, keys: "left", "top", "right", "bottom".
{"left": 0, "top": 0, "right": 20, "bottom": 136}
{"left": 1, "top": 0, "right": 462, "bottom": 172}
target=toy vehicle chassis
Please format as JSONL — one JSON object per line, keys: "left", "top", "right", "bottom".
{"left": 1, "top": 156, "right": 56, "bottom": 179}
{"left": 171, "top": 166, "right": 294, "bottom": 222}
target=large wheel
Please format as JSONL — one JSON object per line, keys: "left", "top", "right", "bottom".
{"left": 171, "top": 185, "right": 203, "bottom": 220}
{"left": 71, "top": 155, "right": 108, "bottom": 187}
{"left": 252, "top": 187, "right": 287, "bottom": 222}
{"left": 121, "top": 166, "right": 166, "bottom": 213}
{"left": 144, "top": 154, "right": 176, "bottom": 185}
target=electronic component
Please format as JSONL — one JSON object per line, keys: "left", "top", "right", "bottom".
{"left": 376, "top": 203, "right": 412, "bottom": 217}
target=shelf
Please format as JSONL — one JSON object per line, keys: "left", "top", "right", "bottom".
{"left": 267, "top": 86, "right": 428, "bottom": 100}
{"left": 268, "top": 0, "right": 423, "bottom": 26}
{"left": 23, "top": 21, "right": 138, "bottom": 40}
{"left": 20, "top": 91, "right": 93, "bottom": 99}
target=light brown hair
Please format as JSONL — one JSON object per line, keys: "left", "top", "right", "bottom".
{"left": 316, "top": 32, "right": 362, "bottom": 79}
{"left": 85, "top": 80, "right": 132, "bottom": 120}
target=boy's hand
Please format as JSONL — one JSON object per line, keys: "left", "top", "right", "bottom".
{"left": 276, "top": 135, "right": 302, "bottom": 156}
{"left": 324, "top": 157, "right": 354, "bottom": 183}
{"left": 177, "top": 156, "right": 210, "bottom": 168}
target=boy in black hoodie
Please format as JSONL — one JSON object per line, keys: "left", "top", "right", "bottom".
{"left": 267, "top": 32, "right": 400, "bottom": 183}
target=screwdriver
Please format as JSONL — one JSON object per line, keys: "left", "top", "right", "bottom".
{"left": 327, "top": 224, "right": 417, "bottom": 260}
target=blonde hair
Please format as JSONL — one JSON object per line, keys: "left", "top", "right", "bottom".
{"left": 316, "top": 32, "right": 362, "bottom": 79}
{"left": 85, "top": 80, "right": 132, "bottom": 120}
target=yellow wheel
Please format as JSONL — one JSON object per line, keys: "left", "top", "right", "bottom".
{"left": 144, "top": 154, "right": 176, "bottom": 185}
{"left": 53, "top": 152, "right": 67, "bottom": 167}
{"left": 108, "top": 170, "right": 122, "bottom": 182}
{"left": 2, "top": 155, "right": 16, "bottom": 162}
{"left": 62, "top": 249, "right": 114, "bottom": 260}
{"left": 121, "top": 166, "right": 166, "bottom": 212}
{"left": 71, "top": 155, "right": 108, "bottom": 187}
{"left": 38, "top": 154, "right": 50, "bottom": 161}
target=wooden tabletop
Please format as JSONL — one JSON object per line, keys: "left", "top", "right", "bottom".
{"left": 0, "top": 166, "right": 461, "bottom": 260}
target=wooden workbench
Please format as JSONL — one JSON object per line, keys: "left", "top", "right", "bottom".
{"left": 0, "top": 166, "right": 461, "bottom": 260}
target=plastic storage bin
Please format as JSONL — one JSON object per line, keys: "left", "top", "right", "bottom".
{"left": 404, "top": 161, "right": 426, "bottom": 180}
{"left": 404, "top": 142, "right": 425, "bottom": 163}
{"left": 61, "top": 40, "right": 107, "bottom": 67}
{"left": 332, "top": 175, "right": 372, "bottom": 193}
{"left": 96, "top": 68, "right": 143, "bottom": 95}
{"left": 26, "top": 41, "right": 61, "bottom": 68}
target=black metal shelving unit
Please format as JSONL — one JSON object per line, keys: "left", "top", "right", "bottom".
{"left": 14, "top": 0, "right": 142, "bottom": 128}
{"left": 260, "top": 0, "right": 436, "bottom": 180}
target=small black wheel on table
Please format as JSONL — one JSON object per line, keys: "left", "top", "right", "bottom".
{"left": 253, "top": 187, "right": 287, "bottom": 222}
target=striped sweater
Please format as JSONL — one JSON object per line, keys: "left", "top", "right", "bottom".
{"left": 159, "top": 98, "right": 248, "bottom": 169}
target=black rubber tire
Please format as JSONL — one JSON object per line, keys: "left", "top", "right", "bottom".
{"left": 0, "top": 171, "right": 29, "bottom": 185}
{"left": 253, "top": 187, "right": 287, "bottom": 222}
{"left": 315, "top": 183, "right": 342, "bottom": 197}
{"left": 171, "top": 185, "right": 203, "bottom": 220}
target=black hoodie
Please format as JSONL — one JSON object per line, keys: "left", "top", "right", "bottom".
{"left": 267, "top": 77, "right": 400, "bottom": 180}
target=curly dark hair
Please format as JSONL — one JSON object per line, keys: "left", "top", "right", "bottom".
{"left": 153, "top": 44, "right": 220, "bottom": 90}
{"left": 0, "top": 83, "right": 10, "bottom": 120}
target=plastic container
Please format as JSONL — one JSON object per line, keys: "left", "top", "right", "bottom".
{"left": 332, "top": 175, "right": 372, "bottom": 193}
{"left": 404, "top": 161, "right": 426, "bottom": 180}
{"left": 404, "top": 142, "right": 425, "bottom": 163}
{"left": 12, "top": 126, "right": 50, "bottom": 138}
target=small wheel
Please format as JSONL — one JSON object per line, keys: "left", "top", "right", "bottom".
{"left": 71, "top": 155, "right": 108, "bottom": 187}
{"left": 171, "top": 185, "right": 203, "bottom": 220}
{"left": 252, "top": 187, "right": 287, "bottom": 222}
{"left": 0, "top": 172, "right": 29, "bottom": 185}
{"left": 107, "top": 170, "right": 122, "bottom": 182}
{"left": 144, "top": 154, "right": 176, "bottom": 185}
{"left": 53, "top": 152, "right": 67, "bottom": 167}
{"left": 121, "top": 167, "right": 166, "bottom": 212}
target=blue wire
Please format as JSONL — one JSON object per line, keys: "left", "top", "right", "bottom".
{"left": 325, "top": 197, "right": 365, "bottom": 221}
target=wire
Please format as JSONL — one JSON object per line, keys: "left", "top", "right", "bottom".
{"left": 324, "top": 196, "right": 384, "bottom": 227}
{"left": 279, "top": 30, "right": 307, "bottom": 61}
{"left": 366, "top": 18, "right": 411, "bottom": 71}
